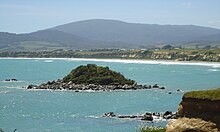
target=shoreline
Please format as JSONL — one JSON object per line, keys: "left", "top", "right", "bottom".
{"left": 1, "top": 57, "right": 220, "bottom": 67}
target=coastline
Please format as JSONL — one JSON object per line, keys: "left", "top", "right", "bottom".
{"left": 1, "top": 57, "right": 220, "bottom": 67}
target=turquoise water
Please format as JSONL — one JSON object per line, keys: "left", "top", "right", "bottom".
{"left": 0, "top": 58, "right": 220, "bottom": 132}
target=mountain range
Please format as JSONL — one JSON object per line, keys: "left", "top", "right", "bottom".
{"left": 1, "top": 19, "right": 220, "bottom": 51}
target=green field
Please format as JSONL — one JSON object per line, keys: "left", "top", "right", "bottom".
{"left": 184, "top": 88, "right": 220, "bottom": 101}
{"left": 0, "top": 41, "right": 64, "bottom": 52}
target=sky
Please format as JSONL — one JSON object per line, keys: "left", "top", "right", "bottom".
{"left": 0, "top": 0, "right": 220, "bottom": 33}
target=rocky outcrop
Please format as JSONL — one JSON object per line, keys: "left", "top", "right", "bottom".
{"left": 103, "top": 111, "right": 178, "bottom": 121}
{"left": 26, "top": 80, "right": 165, "bottom": 91}
{"left": 5, "top": 79, "right": 18, "bottom": 81}
{"left": 178, "top": 97, "right": 220, "bottom": 130}
{"left": 26, "top": 64, "right": 166, "bottom": 91}
{"left": 166, "top": 117, "right": 218, "bottom": 132}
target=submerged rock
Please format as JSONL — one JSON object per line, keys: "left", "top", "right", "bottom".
{"left": 27, "top": 85, "right": 37, "bottom": 89}
{"left": 5, "top": 79, "right": 18, "bottom": 81}
{"left": 141, "top": 113, "right": 153, "bottom": 121}
{"left": 103, "top": 112, "right": 116, "bottom": 117}
{"left": 103, "top": 111, "right": 177, "bottom": 121}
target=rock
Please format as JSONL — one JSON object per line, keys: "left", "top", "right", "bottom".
{"left": 129, "top": 115, "right": 137, "bottom": 118}
{"left": 118, "top": 115, "right": 131, "bottom": 118}
{"left": 103, "top": 111, "right": 177, "bottom": 121}
{"left": 166, "top": 117, "right": 219, "bottom": 132}
{"left": 143, "top": 85, "right": 150, "bottom": 89}
{"left": 160, "top": 87, "right": 165, "bottom": 89}
{"left": 5, "top": 79, "right": 18, "bottom": 81}
{"left": 163, "top": 111, "right": 174, "bottom": 119}
{"left": 164, "top": 111, "right": 172, "bottom": 116}
{"left": 27, "top": 85, "right": 37, "bottom": 89}
{"left": 152, "top": 112, "right": 160, "bottom": 117}
{"left": 141, "top": 114, "right": 153, "bottom": 121}
{"left": 47, "top": 81, "right": 53, "bottom": 85}
{"left": 152, "top": 84, "right": 159, "bottom": 88}
{"left": 103, "top": 112, "right": 116, "bottom": 117}
{"left": 27, "top": 77, "right": 165, "bottom": 92}
{"left": 144, "top": 112, "right": 152, "bottom": 116}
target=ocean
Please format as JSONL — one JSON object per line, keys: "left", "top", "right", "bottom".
{"left": 1, "top": 58, "right": 220, "bottom": 132}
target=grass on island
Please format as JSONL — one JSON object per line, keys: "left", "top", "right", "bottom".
{"left": 139, "top": 126, "right": 166, "bottom": 132}
{"left": 63, "top": 64, "right": 135, "bottom": 85}
{"left": 183, "top": 88, "right": 220, "bottom": 101}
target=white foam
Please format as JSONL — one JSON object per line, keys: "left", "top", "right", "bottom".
{"left": 43, "top": 60, "right": 54, "bottom": 63}
{"left": 0, "top": 85, "right": 26, "bottom": 90}
{"left": 87, "top": 115, "right": 100, "bottom": 118}
{"left": 1, "top": 57, "right": 220, "bottom": 67}
{"left": 0, "top": 90, "right": 10, "bottom": 94}
{"left": 208, "top": 69, "right": 219, "bottom": 72}
{"left": 2, "top": 80, "right": 23, "bottom": 83}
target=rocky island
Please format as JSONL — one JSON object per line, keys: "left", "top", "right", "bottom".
{"left": 27, "top": 64, "right": 165, "bottom": 91}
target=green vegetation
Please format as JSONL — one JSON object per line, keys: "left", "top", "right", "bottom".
{"left": 63, "top": 64, "right": 135, "bottom": 85}
{"left": 0, "top": 41, "right": 63, "bottom": 52}
{"left": 183, "top": 88, "right": 220, "bottom": 101}
{"left": 1, "top": 48, "right": 220, "bottom": 62}
{"left": 139, "top": 126, "right": 166, "bottom": 132}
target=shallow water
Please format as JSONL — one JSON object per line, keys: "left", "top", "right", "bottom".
{"left": 1, "top": 58, "right": 220, "bottom": 132}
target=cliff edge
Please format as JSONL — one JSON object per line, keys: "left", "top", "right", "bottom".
{"left": 178, "top": 88, "right": 220, "bottom": 130}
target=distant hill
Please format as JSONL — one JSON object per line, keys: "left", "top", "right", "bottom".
{"left": 0, "top": 30, "right": 126, "bottom": 51}
{"left": 52, "top": 19, "right": 220, "bottom": 45}
{"left": 1, "top": 19, "right": 220, "bottom": 51}
{"left": 0, "top": 30, "right": 92, "bottom": 51}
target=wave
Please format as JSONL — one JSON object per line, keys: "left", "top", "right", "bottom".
{"left": 0, "top": 85, "right": 24, "bottom": 89}
{"left": 1, "top": 80, "right": 24, "bottom": 83}
{"left": 86, "top": 115, "right": 100, "bottom": 119}
{"left": 43, "top": 60, "right": 54, "bottom": 63}
{"left": 208, "top": 69, "right": 220, "bottom": 72}
{"left": 1, "top": 57, "right": 220, "bottom": 67}
{"left": 0, "top": 90, "right": 11, "bottom": 94}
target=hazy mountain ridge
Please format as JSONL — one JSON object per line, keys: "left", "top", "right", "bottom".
{"left": 0, "top": 30, "right": 125, "bottom": 51}
{"left": 53, "top": 19, "right": 220, "bottom": 44}
{"left": 1, "top": 19, "right": 220, "bottom": 51}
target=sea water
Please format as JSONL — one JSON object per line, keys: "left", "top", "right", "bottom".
{"left": 0, "top": 58, "right": 220, "bottom": 132}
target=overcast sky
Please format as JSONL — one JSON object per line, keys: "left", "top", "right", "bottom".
{"left": 0, "top": 0, "right": 220, "bottom": 33}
